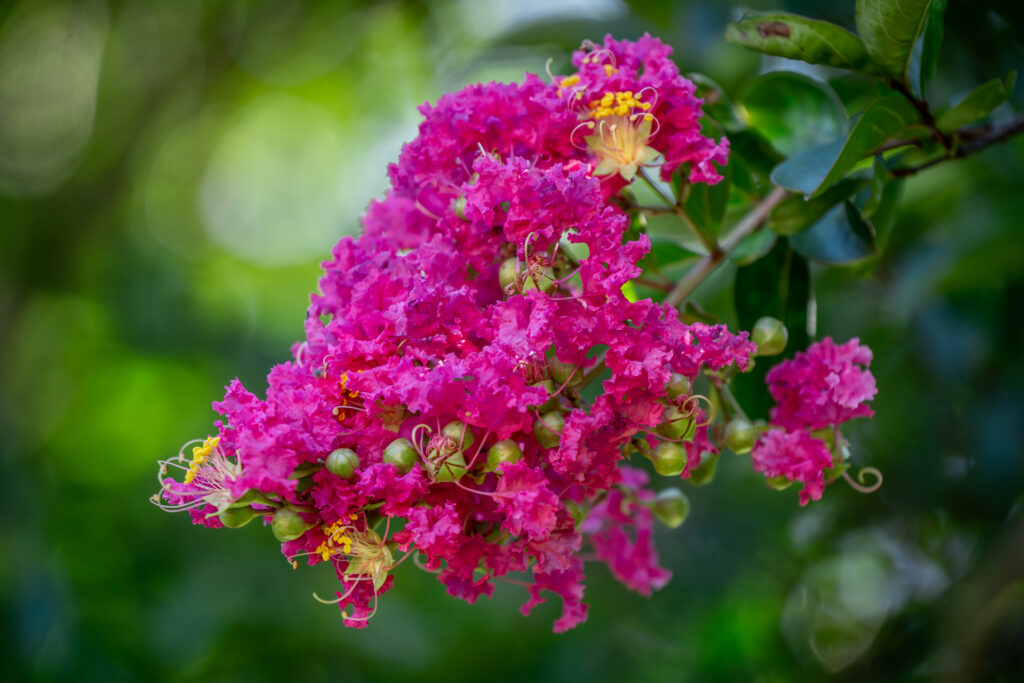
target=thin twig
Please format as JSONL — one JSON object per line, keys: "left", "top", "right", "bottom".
{"left": 664, "top": 186, "right": 788, "bottom": 308}
{"left": 891, "top": 112, "right": 1024, "bottom": 177}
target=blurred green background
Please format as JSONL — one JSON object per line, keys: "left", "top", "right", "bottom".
{"left": 2, "top": 0, "right": 1023, "bottom": 680}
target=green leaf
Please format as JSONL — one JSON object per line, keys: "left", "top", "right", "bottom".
{"left": 855, "top": 0, "right": 942, "bottom": 94}
{"left": 729, "top": 227, "right": 777, "bottom": 265}
{"left": 790, "top": 201, "right": 877, "bottom": 264}
{"left": 936, "top": 71, "right": 1017, "bottom": 132}
{"left": 910, "top": 0, "right": 947, "bottom": 97}
{"left": 725, "top": 12, "right": 881, "bottom": 75}
{"left": 682, "top": 160, "right": 732, "bottom": 239}
{"left": 688, "top": 72, "right": 746, "bottom": 133}
{"left": 770, "top": 178, "right": 868, "bottom": 236}
{"left": 771, "top": 95, "right": 919, "bottom": 197}
{"left": 739, "top": 71, "right": 848, "bottom": 156}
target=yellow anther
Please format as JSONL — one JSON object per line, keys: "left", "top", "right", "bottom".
{"left": 604, "top": 64, "right": 616, "bottom": 76}
{"left": 184, "top": 435, "right": 220, "bottom": 484}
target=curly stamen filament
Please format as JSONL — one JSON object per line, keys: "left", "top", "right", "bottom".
{"left": 570, "top": 121, "right": 597, "bottom": 150}
{"left": 312, "top": 577, "right": 365, "bottom": 605}
{"left": 681, "top": 394, "right": 715, "bottom": 427}
{"left": 842, "top": 467, "right": 883, "bottom": 493}
{"left": 551, "top": 265, "right": 582, "bottom": 285}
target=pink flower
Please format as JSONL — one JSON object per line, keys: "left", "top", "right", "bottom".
{"left": 751, "top": 429, "right": 835, "bottom": 505}
{"left": 766, "top": 337, "right": 877, "bottom": 431}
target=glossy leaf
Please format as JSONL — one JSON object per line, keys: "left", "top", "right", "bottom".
{"left": 769, "top": 178, "right": 868, "bottom": 236}
{"left": 739, "top": 71, "right": 848, "bottom": 156}
{"left": 855, "top": 0, "right": 941, "bottom": 94}
{"left": 771, "top": 95, "right": 919, "bottom": 197}
{"left": 725, "top": 12, "right": 880, "bottom": 75}
{"left": 936, "top": 71, "right": 1017, "bottom": 132}
{"left": 790, "top": 201, "right": 877, "bottom": 264}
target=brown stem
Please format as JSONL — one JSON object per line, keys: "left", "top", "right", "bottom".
{"left": 891, "top": 112, "right": 1024, "bottom": 177}
{"left": 664, "top": 186, "right": 788, "bottom": 308}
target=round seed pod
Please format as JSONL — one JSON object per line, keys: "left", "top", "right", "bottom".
{"left": 498, "top": 257, "right": 519, "bottom": 291}
{"left": 486, "top": 439, "right": 523, "bottom": 471}
{"left": 724, "top": 418, "right": 756, "bottom": 455}
{"left": 271, "top": 508, "right": 309, "bottom": 542}
{"left": 383, "top": 438, "right": 418, "bottom": 474}
{"left": 533, "top": 410, "right": 565, "bottom": 449}
{"left": 325, "top": 448, "right": 359, "bottom": 479}
{"left": 752, "top": 316, "right": 788, "bottom": 356}
{"left": 548, "top": 357, "right": 582, "bottom": 387}
{"left": 650, "top": 441, "right": 687, "bottom": 477}
{"left": 665, "top": 373, "right": 691, "bottom": 400}
{"left": 442, "top": 420, "right": 475, "bottom": 451}
{"left": 652, "top": 488, "right": 691, "bottom": 528}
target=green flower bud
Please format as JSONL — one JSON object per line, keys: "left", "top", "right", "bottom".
{"left": 219, "top": 505, "right": 259, "bottom": 529}
{"left": 442, "top": 420, "right": 475, "bottom": 451}
{"left": 766, "top": 475, "right": 793, "bottom": 491}
{"left": 272, "top": 508, "right": 310, "bottom": 542}
{"left": 688, "top": 453, "right": 719, "bottom": 487}
{"left": 498, "top": 257, "right": 519, "bottom": 291}
{"left": 724, "top": 418, "right": 756, "bottom": 455}
{"left": 650, "top": 441, "right": 687, "bottom": 477}
{"left": 529, "top": 379, "right": 559, "bottom": 412}
{"left": 486, "top": 439, "right": 523, "bottom": 471}
{"left": 325, "top": 448, "right": 359, "bottom": 479}
{"left": 652, "top": 488, "right": 691, "bottom": 528}
{"left": 752, "top": 316, "right": 788, "bottom": 356}
{"left": 655, "top": 405, "right": 696, "bottom": 441}
{"left": 665, "top": 373, "right": 692, "bottom": 400}
{"left": 383, "top": 438, "right": 419, "bottom": 474}
{"left": 810, "top": 427, "right": 837, "bottom": 450}
{"left": 534, "top": 410, "right": 565, "bottom": 449}
{"left": 453, "top": 195, "right": 467, "bottom": 220}
{"left": 433, "top": 449, "right": 468, "bottom": 483}
{"left": 548, "top": 357, "right": 582, "bottom": 387}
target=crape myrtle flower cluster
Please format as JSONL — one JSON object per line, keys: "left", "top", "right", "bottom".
{"left": 153, "top": 35, "right": 877, "bottom": 632}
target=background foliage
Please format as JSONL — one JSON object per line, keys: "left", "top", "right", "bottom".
{"left": 1, "top": 0, "right": 1022, "bottom": 680}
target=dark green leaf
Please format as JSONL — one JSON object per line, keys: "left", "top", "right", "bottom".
{"left": 769, "top": 178, "right": 868, "bottom": 236}
{"left": 682, "top": 159, "right": 732, "bottom": 239}
{"left": 855, "top": 0, "right": 940, "bottom": 92}
{"left": 790, "top": 201, "right": 877, "bottom": 264}
{"left": 771, "top": 95, "right": 919, "bottom": 197}
{"left": 725, "top": 12, "right": 881, "bottom": 75}
{"left": 936, "top": 71, "right": 1016, "bottom": 132}
{"left": 688, "top": 72, "right": 746, "bottom": 133}
{"left": 910, "top": 0, "right": 947, "bottom": 97}
{"left": 733, "top": 241, "right": 810, "bottom": 419}
{"left": 739, "top": 71, "right": 848, "bottom": 156}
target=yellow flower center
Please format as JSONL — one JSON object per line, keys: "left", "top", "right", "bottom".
{"left": 184, "top": 435, "right": 220, "bottom": 484}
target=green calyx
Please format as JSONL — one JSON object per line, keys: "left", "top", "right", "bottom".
{"left": 219, "top": 505, "right": 260, "bottom": 528}
{"left": 724, "top": 418, "right": 757, "bottom": 455}
{"left": 652, "top": 488, "right": 691, "bottom": 528}
{"left": 655, "top": 405, "right": 696, "bottom": 441}
{"left": 486, "top": 439, "right": 523, "bottom": 471}
{"left": 383, "top": 438, "right": 419, "bottom": 474}
{"left": 752, "top": 316, "right": 788, "bottom": 357}
{"left": 650, "top": 441, "right": 687, "bottom": 477}
{"left": 325, "top": 448, "right": 359, "bottom": 479}
{"left": 431, "top": 449, "right": 468, "bottom": 483}
{"left": 533, "top": 410, "right": 565, "bottom": 449}
{"left": 271, "top": 507, "right": 312, "bottom": 542}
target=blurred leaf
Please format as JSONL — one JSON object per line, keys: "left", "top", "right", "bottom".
{"left": 729, "top": 227, "right": 777, "bottom": 265}
{"left": 682, "top": 157, "right": 731, "bottom": 239}
{"left": 640, "top": 235, "right": 698, "bottom": 274}
{"left": 735, "top": 239, "right": 809, "bottom": 352}
{"left": 725, "top": 12, "right": 881, "bottom": 75}
{"left": 790, "top": 201, "right": 877, "bottom": 264}
{"left": 912, "top": 0, "right": 947, "bottom": 98}
{"left": 770, "top": 178, "right": 868, "bottom": 236}
{"left": 688, "top": 72, "right": 746, "bottom": 133}
{"left": 855, "top": 0, "right": 943, "bottom": 95}
{"left": 728, "top": 129, "right": 785, "bottom": 196}
{"left": 771, "top": 95, "right": 919, "bottom": 196}
{"left": 739, "top": 71, "right": 848, "bottom": 156}
{"left": 936, "top": 71, "right": 1017, "bottom": 132}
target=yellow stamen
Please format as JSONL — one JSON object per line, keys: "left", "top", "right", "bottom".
{"left": 184, "top": 435, "right": 220, "bottom": 484}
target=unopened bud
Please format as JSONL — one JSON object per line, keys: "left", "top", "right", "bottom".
{"left": 656, "top": 405, "right": 696, "bottom": 441}
{"left": 383, "top": 438, "right": 418, "bottom": 474}
{"left": 650, "top": 441, "right": 687, "bottom": 477}
{"left": 534, "top": 410, "right": 565, "bottom": 449}
{"left": 688, "top": 453, "right": 719, "bottom": 486}
{"left": 453, "top": 195, "right": 467, "bottom": 220}
{"left": 724, "top": 418, "right": 756, "bottom": 455}
{"left": 752, "top": 316, "right": 788, "bottom": 356}
{"left": 325, "top": 448, "right": 359, "bottom": 479}
{"left": 499, "top": 257, "right": 519, "bottom": 291}
{"left": 665, "top": 373, "right": 692, "bottom": 400}
{"left": 766, "top": 475, "right": 793, "bottom": 491}
{"left": 219, "top": 505, "right": 259, "bottom": 528}
{"left": 486, "top": 439, "right": 523, "bottom": 471}
{"left": 652, "top": 488, "right": 691, "bottom": 528}
{"left": 271, "top": 508, "right": 310, "bottom": 542}
{"left": 529, "top": 380, "right": 559, "bottom": 412}
{"left": 548, "top": 357, "right": 582, "bottom": 387}
{"left": 442, "top": 420, "right": 475, "bottom": 451}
